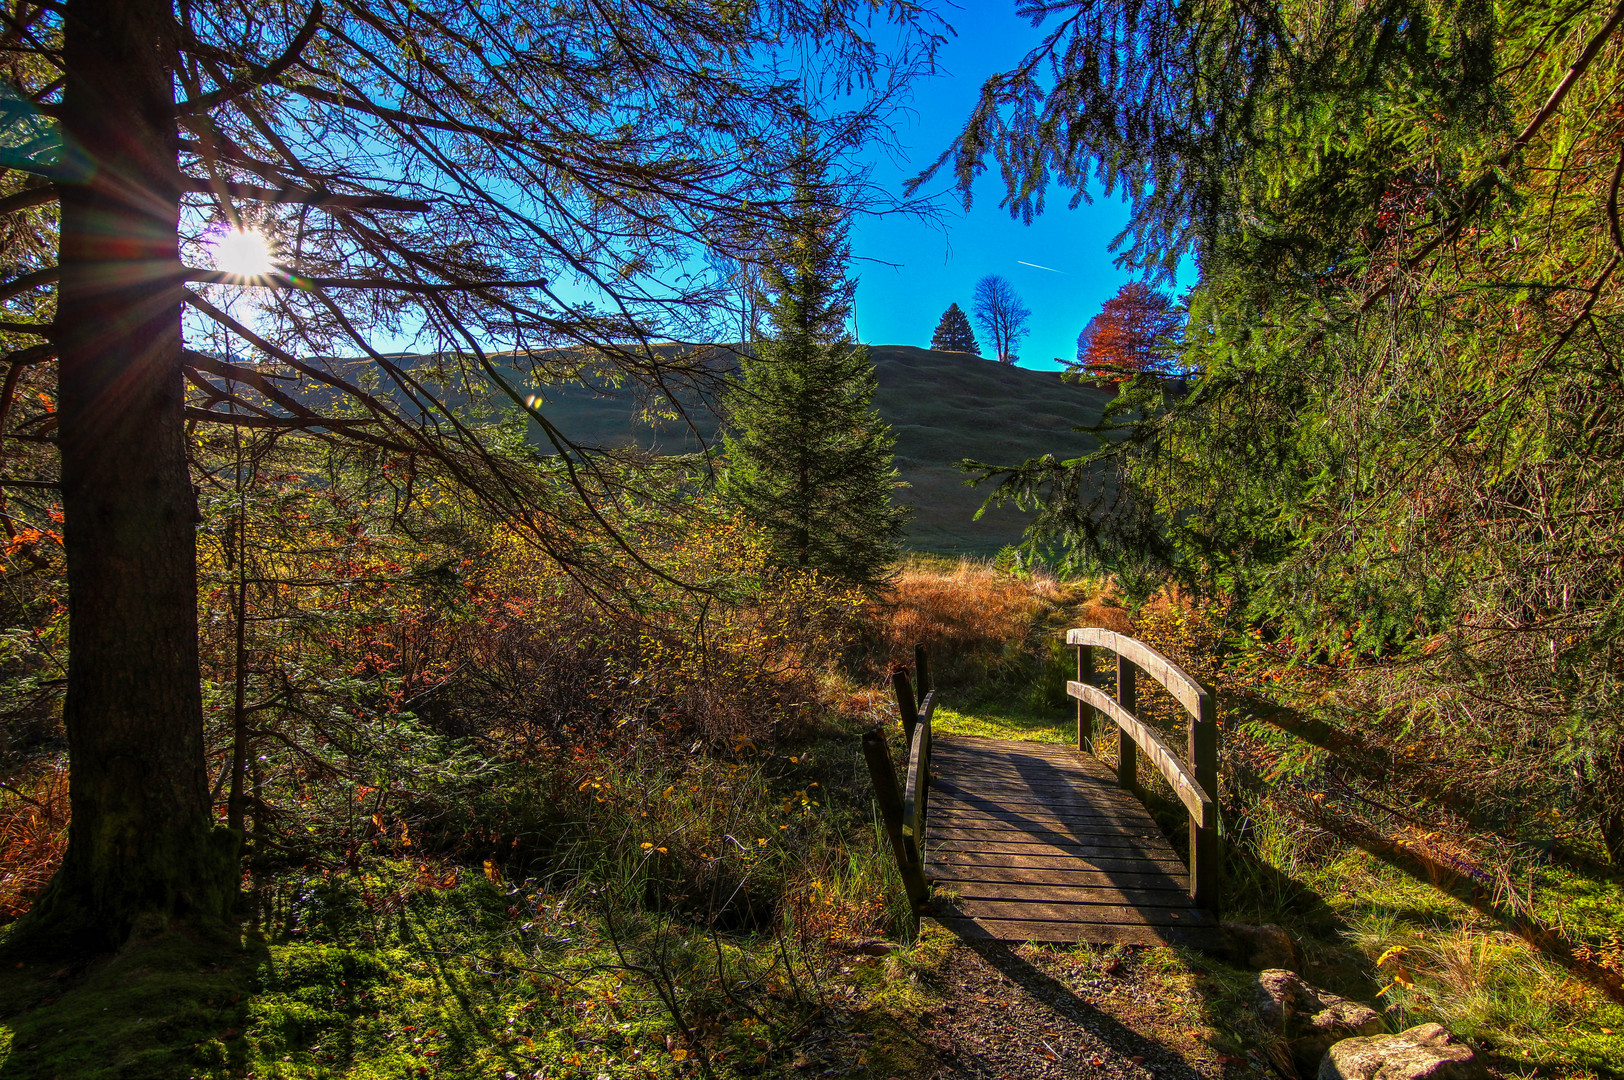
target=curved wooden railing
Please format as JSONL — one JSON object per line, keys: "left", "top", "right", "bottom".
{"left": 860, "top": 644, "right": 936, "bottom": 917}
{"left": 1067, "top": 628, "right": 1221, "bottom": 909}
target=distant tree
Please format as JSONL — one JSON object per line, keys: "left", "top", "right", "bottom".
{"left": 930, "top": 303, "right": 980, "bottom": 353}
{"left": 721, "top": 157, "right": 908, "bottom": 589}
{"left": 1076, "top": 282, "right": 1183, "bottom": 381}
{"left": 971, "top": 275, "right": 1031, "bottom": 364}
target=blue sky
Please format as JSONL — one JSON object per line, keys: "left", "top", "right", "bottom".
{"left": 848, "top": 4, "right": 1148, "bottom": 372}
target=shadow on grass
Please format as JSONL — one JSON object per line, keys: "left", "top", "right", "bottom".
{"left": 0, "top": 927, "right": 262, "bottom": 1080}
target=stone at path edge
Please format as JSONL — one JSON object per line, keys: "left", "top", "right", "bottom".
{"left": 1318, "top": 1022, "right": 1487, "bottom": 1080}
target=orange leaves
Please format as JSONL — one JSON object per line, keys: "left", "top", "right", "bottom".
{"left": 5, "top": 526, "right": 61, "bottom": 558}
{"left": 0, "top": 763, "right": 69, "bottom": 919}
{"left": 1077, "top": 281, "right": 1182, "bottom": 381}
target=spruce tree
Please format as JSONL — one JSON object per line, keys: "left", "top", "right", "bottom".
{"left": 721, "top": 161, "right": 908, "bottom": 589}
{"left": 930, "top": 303, "right": 980, "bottom": 353}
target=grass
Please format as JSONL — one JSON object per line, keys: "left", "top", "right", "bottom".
{"left": 527, "top": 346, "right": 1115, "bottom": 555}
{"left": 931, "top": 703, "right": 1073, "bottom": 745}
{"left": 0, "top": 724, "right": 950, "bottom": 1080}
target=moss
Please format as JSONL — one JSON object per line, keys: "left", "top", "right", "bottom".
{"left": 0, "top": 927, "right": 257, "bottom": 1080}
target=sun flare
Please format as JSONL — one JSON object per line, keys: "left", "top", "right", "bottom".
{"left": 213, "top": 228, "right": 276, "bottom": 277}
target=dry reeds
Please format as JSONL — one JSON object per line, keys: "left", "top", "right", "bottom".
{"left": 0, "top": 761, "right": 67, "bottom": 920}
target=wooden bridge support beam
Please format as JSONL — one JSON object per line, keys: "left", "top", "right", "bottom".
{"left": 1076, "top": 643, "right": 1095, "bottom": 754}
{"left": 1189, "top": 694, "right": 1220, "bottom": 910}
{"left": 1116, "top": 652, "right": 1137, "bottom": 793}
{"left": 861, "top": 730, "right": 929, "bottom": 917}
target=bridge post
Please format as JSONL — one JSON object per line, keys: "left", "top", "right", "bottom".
{"left": 914, "top": 643, "right": 931, "bottom": 698}
{"left": 861, "top": 730, "right": 930, "bottom": 917}
{"left": 1189, "top": 693, "right": 1221, "bottom": 911}
{"left": 891, "top": 669, "right": 917, "bottom": 744}
{"left": 1116, "top": 653, "right": 1137, "bottom": 792}
{"left": 1076, "top": 643, "right": 1095, "bottom": 754}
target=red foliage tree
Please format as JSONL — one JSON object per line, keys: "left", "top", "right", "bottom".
{"left": 1076, "top": 282, "right": 1183, "bottom": 381}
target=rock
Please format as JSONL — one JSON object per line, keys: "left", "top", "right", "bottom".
{"left": 1224, "top": 921, "right": 1302, "bottom": 970}
{"left": 1318, "top": 1023, "right": 1485, "bottom": 1080}
{"left": 1254, "top": 969, "right": 1385, "bottom": 1075}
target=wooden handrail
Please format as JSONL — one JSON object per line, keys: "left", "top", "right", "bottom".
{"left": 862, "top": 644, "right": 937, "bottom": 923}
{"left": 1066, "top": 682, "right": 1214, "bottom": 828}
{"left": 1066, "top": 628, "right": 1205, "bottom": 717}
{"left": 1066, "top": 627, "right": 1221, "bottom": 910}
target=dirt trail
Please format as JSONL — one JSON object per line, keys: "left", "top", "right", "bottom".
{"left": 905, "top": 938, "right": 1234, "bottom": 1080}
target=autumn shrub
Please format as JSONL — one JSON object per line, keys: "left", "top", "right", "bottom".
{"left": 870, "top": 555, "right": 1068, "bottom": 686}
{"left": 0, "top": 763, "right": 66, "bottom": 920}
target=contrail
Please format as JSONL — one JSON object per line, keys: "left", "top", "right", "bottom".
{"left": 1017, "top": 260, "right": 1064, "bottom": 273}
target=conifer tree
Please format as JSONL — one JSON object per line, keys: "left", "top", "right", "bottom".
{"left": 930, "top": 303, "right": 980, "bottom": 352}
{"left": 721, "top": 160, "right": 908, "bottom": 589}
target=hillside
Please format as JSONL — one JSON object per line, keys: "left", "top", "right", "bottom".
{"left": 532, "top": 345, "right": 1114, "bottom": 554}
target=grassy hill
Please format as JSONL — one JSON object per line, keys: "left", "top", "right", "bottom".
{"left": 531, "top": 344, "right": 1114, "bottom": 554}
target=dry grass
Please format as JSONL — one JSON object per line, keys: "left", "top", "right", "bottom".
{"left": 0, "top": 762, "right": 67, "bottom": 919}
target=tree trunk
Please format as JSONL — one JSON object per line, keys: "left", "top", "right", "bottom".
{"left": 27, "top": 0, "right": 234, "bottom": 949}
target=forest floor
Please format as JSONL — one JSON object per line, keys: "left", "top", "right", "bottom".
{"left": 1, "top": 668, "right": 1622, "bottom": 1077}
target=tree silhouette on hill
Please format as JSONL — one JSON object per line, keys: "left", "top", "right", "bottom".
{"left": 971, "top": 275, "right": 1031, "bottom": 364}
{"left": 930, "top": 303, "right": 979, "bottom": 353}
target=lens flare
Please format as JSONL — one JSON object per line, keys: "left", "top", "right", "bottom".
{"left": 213, "top": 228, "right": 275, "bottom": 277}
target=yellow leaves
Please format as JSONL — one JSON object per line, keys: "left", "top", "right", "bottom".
{"left": 483, "top": 859, "right": 502, "bottom": 885}
{"left": 1375, "top": 944, "right": 1415, "bottom": 996}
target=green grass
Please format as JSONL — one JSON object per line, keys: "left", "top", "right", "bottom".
{"left": 932, "top": 703, "right": 1074, "bottom": 745}
{"left": 0, "top": 729, "right": 948, "bottom": 1080}
{"left": 523, "top": 345, "right": 1115, "bottom": 555}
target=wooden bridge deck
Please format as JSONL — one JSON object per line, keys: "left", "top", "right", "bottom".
{"left": 924, "top": 736, "right": 1222, "bottom": 946}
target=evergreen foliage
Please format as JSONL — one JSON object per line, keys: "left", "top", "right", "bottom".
{"left": 721, "top": 160, "right": 908, "bottom": 589}
{"left": 946, "top": 0, "right": 1624, "bottom": 859}
{"left": 930, "top": 303, "right": 980, "bottom": 353}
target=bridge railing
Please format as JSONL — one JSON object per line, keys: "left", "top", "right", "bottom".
{"left": 860, "top": 643, "right": 936, "bottom": 918}
{"left": 1066, "top": 628, "right": 1221, "bottom": 910}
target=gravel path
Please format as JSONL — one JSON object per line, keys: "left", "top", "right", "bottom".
{"left": 907, "top": 940, "right": 1216, "bottom": 1080}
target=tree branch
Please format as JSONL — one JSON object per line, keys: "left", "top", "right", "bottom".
{"left": 177, "top": 2, "right": 324, "bottom": 116}
{"left": 179, "top": 178, "right": 431, "bottom": 212}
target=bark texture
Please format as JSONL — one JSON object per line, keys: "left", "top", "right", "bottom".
{"left": 29, "top": 0, "right": 234, "bottom": 948}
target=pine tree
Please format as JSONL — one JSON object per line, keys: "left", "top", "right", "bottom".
{"left": 930, "top": 303, "right": 980, "bottom": 353}
{"left": 721, "top": 160, "right": 908, "bottom": 589}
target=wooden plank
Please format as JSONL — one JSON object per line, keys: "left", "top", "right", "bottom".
{"left": 927, "top": 823, "right": 1172, "bottom": 850}
{"left": 929, "top": 835, "right": 1176, "bottom": 856}
{"left": 931, "top": 789, "right": 1148, "bottom": 813}
{"left": 1067, "top": 681, "right": 1214, "bottom": 829}
{"left": 930, "top": 804, "right": 1160, "bottom": 828}
{"left": 1065, "top": 627, "right": 1208, "bottom": 721}
{"left": 934, "top": 879, "right": 1192, "bottom": 904}
{"left": 931, "top": 777, "right": 1131, "bottom": 797}
{"left": 946, "top": 898, "right": 1216, "bottom": 927}
{"left": 931, "top": 862, "right": 1188, "bottom": 886}
{"left": 932, "top": 916, "right": 1223, "bottom": 947}
{"left": 929, "top": 849, "right": 1188, "bottom": 874}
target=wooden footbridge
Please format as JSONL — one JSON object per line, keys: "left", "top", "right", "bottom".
{"left": 863, "top": 631, "right": 1222, "bottom": 947}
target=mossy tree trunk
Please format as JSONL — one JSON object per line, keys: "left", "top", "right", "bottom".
{"left": 27, "top": 0, "right": 234, "bottom": 949}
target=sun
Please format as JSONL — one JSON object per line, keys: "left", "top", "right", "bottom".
{"left": 213, "top": 228, "right": 276, "bottom": 277}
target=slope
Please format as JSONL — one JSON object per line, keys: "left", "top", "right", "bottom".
{"left": 531, "top": 345, "right": 1113, "bottom": 554}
